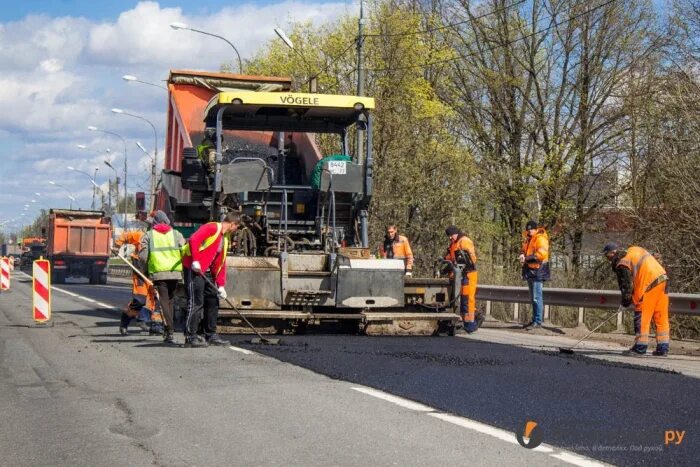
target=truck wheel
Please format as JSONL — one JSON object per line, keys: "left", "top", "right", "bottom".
{"left": 89, "top": 271, "right": 99, "bottom": 285}
{"left": 53, "top": 271, "right": 65, "bottom": 284}
{"left": 99, "top": 272, "right": 108, "bottom": 285}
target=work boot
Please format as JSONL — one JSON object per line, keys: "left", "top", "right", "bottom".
{"left": 184, "top": 335, "right": 208, "bottom": 348}
{"left": 119, "top": 326, "right": 128, "bottom": 336}
{"left": 652, "top": 349, "right": 668, "bottom": 357}
{"left": 622, "top": 347, "right": 647, "bottom": 357}
{"left": 163, "top": 331, "right": 176, "bottom": 346}
{"left": 475, "top": 312, "right": 485, "bottom": 329}
{"left": 206, "top": 333, "right": 229, "bottom": 346}
{"left": 149, "top": 323, "right": 164, "bottom": 336}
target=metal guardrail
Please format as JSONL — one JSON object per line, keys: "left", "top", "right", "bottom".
{"left": 477, "top": 285, "right": 700, "bottom": 316}
{"left": 108, "top": 264, "right": 132, "bottom": 278}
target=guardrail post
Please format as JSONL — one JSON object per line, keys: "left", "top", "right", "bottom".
{"left": 543, "top": 304, "right": 551, "bottom": 325}
{"left": 615, "top": 310, "right": 625, "bottom": 333}
{"left": 513, "top": 302, "right": 519, "bottom": 322}
{"left": 577, "top": 307, "right": 586, "bottom": 329}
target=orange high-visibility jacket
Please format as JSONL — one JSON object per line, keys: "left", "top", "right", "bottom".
{"left": 446, "top": 235, "right": 477, "bottom": 271}
{"left": 522, "top": 228, "right": 549, "bottom": 269}
{"left": 380, "top": 235, "right": 414, "bottom": 269}
{"left": 616, "top": 246, "right": 667, "bottom": 305}
{"left": 115, "top": 230, "right": 149, "bottom": 297}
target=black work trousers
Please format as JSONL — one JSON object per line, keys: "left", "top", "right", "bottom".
{"left": 183, "top": 268, "right": 219, "bottom": 337}
{"left": 153, "top": 279, "right": 178, "bottom": 332}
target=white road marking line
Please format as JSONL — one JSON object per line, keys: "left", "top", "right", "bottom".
{"left": 229, "top": 346, "right": 254, "bottom": 355}
{"left": 429, "top": 412, "right": 522, "bottom": 446}
{"left": 353, "top": 386, "right": 608, "bottom": 466}
{"left": 351, "top": 387, "right": 435, "bottom": 412}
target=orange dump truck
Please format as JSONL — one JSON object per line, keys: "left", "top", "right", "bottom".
{"left": 47, "top": 209, "right": 112, "bottom": 284}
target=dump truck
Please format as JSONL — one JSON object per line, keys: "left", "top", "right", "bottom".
{"left": 46, "top": 209, "right": 112, "bottom": 284}
{"left": 157, "top": 70, "right": 461, "bottom": 335}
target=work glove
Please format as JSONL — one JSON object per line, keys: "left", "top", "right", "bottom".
{"left": 217, "top": 286, "right": 227, "bottom": 300}
{"left": 405, "top": 271, "right": 413, "bottom": 277}
{"left": 191, "top": 261, "right": 202, "bottom": 274}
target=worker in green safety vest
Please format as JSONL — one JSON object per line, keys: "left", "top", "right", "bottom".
{"left": 139, "top": 210, "right": 186, "bottom": 345}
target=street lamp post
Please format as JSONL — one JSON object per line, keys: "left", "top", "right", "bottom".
{"left": 111, "top": 108, "right": 158, "bottom": 212}
{"left": 274, "top": 28, "right": 318, "bottom": 92}
{"left": 122, "top": 75, "right": 167, "bottom": 90}
{"left": 68, "top": 166, "right": 102, "bottom": 209}
{"left": 170, "top": 22, "right": 243, "bottom": 73}
{"left": 103, "top": 161, "right": 120, "bottom": 216}
{"left": 88, "top": 126, "right": 128, "bottom": 230}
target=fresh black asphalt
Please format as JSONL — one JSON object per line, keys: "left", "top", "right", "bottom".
{"left": 228, "top": 334, "right": 699, "bottom": 466}
{"left": 58, "top": 280, "right": 699, "bottom": 465}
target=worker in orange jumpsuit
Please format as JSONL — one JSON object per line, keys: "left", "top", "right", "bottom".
{"left": 380, "top": 224, "right": 414, "bottom": 276}
{"left": 520, "top": 220, "right": 550, "bottom": 329}
{"left": 114, "top": 230, "right": 161, "bottom": 336}
{"left": 445, "top": 225, "right": 482, "bottom": 333}
{"left": 603, "top": 243, "right": 670, "bottom": 356}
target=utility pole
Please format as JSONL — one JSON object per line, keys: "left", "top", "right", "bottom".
{"left": 91, "top": 168, "right": 98, "bottom": 210}
{"left": 356, "top": 0, "right": 365, "bottom": 164}
{"left": 356, "top": 0, "right": 369, "bottom": 248}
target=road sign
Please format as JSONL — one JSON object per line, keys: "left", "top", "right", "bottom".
{"left": 1, "top": 257, "right": 10, "bottom": 290}
{"left": 32, "top": 259, "right": 51, "bottom": 323}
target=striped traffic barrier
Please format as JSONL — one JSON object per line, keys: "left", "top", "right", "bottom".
{"left": 1, "top": 257, "right": 10, "bottom": 291}
{"left": 33, "top": 258, "right": 51, "bottom": 324}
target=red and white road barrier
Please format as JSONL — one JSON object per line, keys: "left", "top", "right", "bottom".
{"left": 0, "top": 257, "right": 10, "bottom": 290}
{"left": 32, "top": 259, "right": 51, "bottom": 323}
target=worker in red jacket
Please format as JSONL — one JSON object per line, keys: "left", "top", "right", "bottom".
{"left": 182, "top": 212, "right": 240, "bottom": 348}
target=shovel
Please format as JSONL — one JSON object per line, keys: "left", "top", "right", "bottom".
{"left": 116, "top": 252, "right": 167, "bottom": 328}
{"left": 559, "top": 308, "right": 623, "bottom": 354}
{"left": 199, "top": 273, "right": 280, "bottom": 345}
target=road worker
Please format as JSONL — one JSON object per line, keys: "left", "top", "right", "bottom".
{"left": 139, "top": 210, "right": 185, "bottom": 345}
{"left": 519, "top": 220, "right": 550, "bottom": 329}
{"left": 197, "top": 128, "right": 220, "bottom": 174}
{"left": 603, "top": 242, "right": 670, "bottom": 356}
{"left": 114, "top": 229, "right": 161, "bottom": 336}
{"left": 380, "top": 224, "right": 414, "bottom": 276}
{"left": 444, "top": 225, "right": 483, "bottom": 333}
{"left": 182, "top": 212, "right": 240, "bottom": 347}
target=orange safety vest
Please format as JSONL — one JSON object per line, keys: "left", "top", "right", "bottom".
{"left": 522, "top": 228, "right": 549, "bottom": 270}
{"left": 446, "top": 235, "right": 477, "bottom": 271}
{"left": 616, "top": 246, "right": 667, "bottom": 305}
{"left": 380, "top": 234, "right": 414, "bottom": 269}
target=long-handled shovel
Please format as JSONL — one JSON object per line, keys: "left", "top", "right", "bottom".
{"left": 200, "top": 273, "right": 280, "bottom": 345}
{"left": 559, "top": 308, "right": 622, "bottom": 355}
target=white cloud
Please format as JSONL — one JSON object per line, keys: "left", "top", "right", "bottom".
{"left": 0, "top": 1, "right": 352, "bottom": 225}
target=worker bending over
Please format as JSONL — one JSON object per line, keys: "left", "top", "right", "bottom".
{"left": 182, "top": 212, "right": 240, "bottom": 348}
{"left": 380, "top": 224, "right": 414, "bottom": 276}
{"left": 114, "top": 229, "right": 160, "bottom": 336}
{"left": 445, "top": 225, "right": 482, "bottom": 333}
{"left": 603, "top": 243, "right": 670, "bottom": 356}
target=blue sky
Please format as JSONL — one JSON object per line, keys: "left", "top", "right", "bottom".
{"left": 0, "top": 0, "right": 286, "bottom": 21}
{"left": 0, "top": 1, "right": 353, "bottom": 231}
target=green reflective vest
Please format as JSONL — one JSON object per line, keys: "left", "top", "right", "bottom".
{"left": 148, "top": 230, "right": 183, "bottom": 274}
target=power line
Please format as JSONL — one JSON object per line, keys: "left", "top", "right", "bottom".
{"left": 362, "top": 0, "right": 618, "bottom": 73}
{"left": 363, "top": 0, "right": 528, "bottom": 38}
{"left": 302, "top": 39, "right": 358, "bottom": 87}
{"left": 301, "top": 0, "right": 527, "bottom": 86}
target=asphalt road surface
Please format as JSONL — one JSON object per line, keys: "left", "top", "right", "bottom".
{"left": 1, "top": 271, "right": 697, "bottom": 466}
